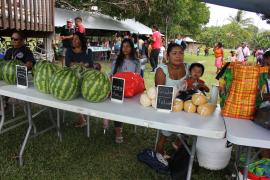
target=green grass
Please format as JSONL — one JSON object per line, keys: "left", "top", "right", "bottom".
{"left": 0, "top": 53, "right": 235, "bottom": 180}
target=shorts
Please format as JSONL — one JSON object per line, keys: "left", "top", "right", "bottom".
{"left": 62, "top": 47, "right": 67, "bottom": 57}
{"left": 215, "top": 57, "right": 223, "bottom": 68}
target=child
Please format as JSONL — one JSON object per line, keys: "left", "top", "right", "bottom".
{"left": 228, "top": 51, "right": 237, "bottom": 62}
{"left": 186, "top": 63, "right": 209, "bottom": 93}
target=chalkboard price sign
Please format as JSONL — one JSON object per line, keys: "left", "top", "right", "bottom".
{"left": 156, "top": 85, "right": 174, "bottom": 112}
{"left": 16, "top": 65, "right": 28, "bottom": 89}
{"left": 111, "top": 77, "right": 125, "bottom": 103}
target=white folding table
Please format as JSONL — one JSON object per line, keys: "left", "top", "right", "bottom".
{"left": 0, "top": 85, "right": 226, "bottom": 180}
{"left": 224, "top": 117, "right": 270, "bottom": 180}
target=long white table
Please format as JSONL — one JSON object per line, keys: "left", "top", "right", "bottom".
{"left": 224, "top": 117, "right": 270, "bottom": 180}
{"left": 0, "top": 85, "right": 226, "bottom": 180}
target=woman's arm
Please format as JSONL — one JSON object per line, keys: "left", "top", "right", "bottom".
{"left": 155, "top": 68, "right": 166, "bottom": 86}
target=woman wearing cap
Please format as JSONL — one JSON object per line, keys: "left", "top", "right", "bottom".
{"left": 155, "top": 42, "right": 189, "bottom": 157}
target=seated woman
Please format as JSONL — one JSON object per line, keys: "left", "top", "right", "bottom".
{"left": 4, "top": 31, "right": 35, "bottom": 70}
{"left": 106, "top": 38, "right": 141, "bottom": 143}
{"left": 155, "top": 42, "right": 189, "bottom": 156}
{"left": 65, "top": 32, "right": 94, "bottom": 127}
{"left": 65, "top": 32, "right": 93, "bottom": 68}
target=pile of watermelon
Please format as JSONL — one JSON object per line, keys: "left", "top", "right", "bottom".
{"left": 31, "top": 62, "right": 111, "bottom": 102}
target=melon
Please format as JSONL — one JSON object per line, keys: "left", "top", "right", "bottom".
{"left": 147, "top": 87, "right": 157, "bottom": 100}
{"left": 50, "top": 68, "right": 80, "bottom": 101}
{"left": 34, "top": 62, "right": 58, "bottom": 94}
{"left": 81, "top": 70, "right": 111, "bottom": 102}
{"left": 172, "top": 99, "right": 184, "bottom": 112}
{"left": 197, "top": 103, "right": 215, "bottom": 116}
{"left": 184, "top": 100, "right": 197, "bottom": 113}
{"left": 32, "top": 60, "right": 47, "bottom": 76}
{"left": 140, "top": 93, "right": 151, "bottom": 107}
{"left": 2, "top": 60, "right": 22, "bottom": 84}
{"left": 192, "top": 93, "right": 207, "bottom": 106}
{"left": 71, "top": 64, "right": 87, "bottom": 78}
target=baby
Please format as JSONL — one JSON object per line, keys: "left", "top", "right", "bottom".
{"left": 186, "top": 63, "right": 209, "bottom": 93}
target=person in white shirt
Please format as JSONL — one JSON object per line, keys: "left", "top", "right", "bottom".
{"left": 243, "top": 45, "right": 250, "bottom": 61}
{"left": 236, "top": 42, "right": 247, "bottom": 62}
{"left": 158, "top": 46, "right": 165, "bottom": 64}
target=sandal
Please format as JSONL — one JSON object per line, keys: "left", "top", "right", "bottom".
{"left": 115, "top": 136, "right": 123, "bottom": 144}
{"left": 75, "top": 115, "right": 87, "bottom": 128}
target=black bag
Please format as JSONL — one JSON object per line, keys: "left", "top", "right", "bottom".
{"left": 176, "top": 90, "right": 198, "bottom": 101}
{"left": 169, "top": 146, "right": 190, "bottom": 180}
{"left": 253, "top": 106, "right": 270, "bottom": 130}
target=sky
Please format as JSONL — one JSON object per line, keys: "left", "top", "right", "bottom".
{"left": 206, "top": 4, "right": 270, "bottom": 31}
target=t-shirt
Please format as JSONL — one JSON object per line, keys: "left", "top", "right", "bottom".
{"left": 110, "top": 59, "right": 141, "bottom": 76}
{"left": 186, "top": 77, "right": 205, "bottom": 89}
{"left": 65, "top": 48, "right": 93, "bottom": 67}
{"left": 236, "top": 47, "right": 245, "bottom": 62}
{"left": 159, "top": 46, "right": 165, "bottom": 57}
{"left": 75, "top": 24, "right": 86, "bottom": 34}
{"left": 60, "top": 25, "right": 75, "bottom": 48}
{"left": 151, "top": 31, "right": 161, "bottom": 49}
{"left": 214, "top": 47, "right": 223, "bottom": 58}
{"left": 4, "top": 45, "right": 35, "bottom": 64}
{"left": 175, "top": 39, "right": 182, "bottom": 45}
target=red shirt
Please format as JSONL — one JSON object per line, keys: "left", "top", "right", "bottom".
{"left": 186, "top": 77, "right": 205, "bottom": 89}
{"left": 151, "top": 31, "right": 161, "bottom": 49}
{"left": 76, "top": 24, "right": 86, "bottom": 34}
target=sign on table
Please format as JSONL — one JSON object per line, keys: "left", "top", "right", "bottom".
{"left": 16, "top": 65, "right": 28, "bottom": 88}
{"left": 111, "top": 77, "right": 125, "bottom": 103}
{"left": 156, "top": 85, "right": 174, "bottom": 112}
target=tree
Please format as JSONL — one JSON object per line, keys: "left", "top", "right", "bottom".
{"left": 228, "top": 10, "right": 253, "bottom": 27}
{"left": 56, "top": 0, "right": 210, "bottom": 39}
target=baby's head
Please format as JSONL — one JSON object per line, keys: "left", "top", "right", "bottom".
{"left": 189, "top": 63, "right": 205, "bottom": 80}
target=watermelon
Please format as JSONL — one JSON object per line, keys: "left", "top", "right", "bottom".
{"left": 2, "top": 60, "right": 22, "bottom": 84}
{"left": 34, "top": 62, "right": 58, "bottom": 94}
{"left": 81, "top": 70, "right": 111, "bottom": 102}
{"left": 71, "top": 64, "right": 88, "bottom": 79}
{"left": 32, "top": 60, "right": 47, "bottom": 76}
{"left": 0, "top": 60, "right": 6, "bottom": 80}
{"left": 50, "top": 68, "right": 80, "bottom": 101}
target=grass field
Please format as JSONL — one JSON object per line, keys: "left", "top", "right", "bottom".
{"left": 0, "top": 53, "right": 236, "bottom": 180}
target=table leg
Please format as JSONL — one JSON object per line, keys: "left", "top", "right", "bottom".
{"left": 86, "top": 116, "right": 90, "bottom": 138}
{"left": 0, "top": 95, "right": 5, "bottom": 133}
{"left": 234, "top": 146, "right": 241, "bottom": 180}
{"left": 243, "top": 147, "right": 252, "bottom": 180}
{"left": 186, "top": 137, "right": 197, "bottom": 180}
{"left": 50, "top": 108, "right": 62, "bottom": 142}
{"left": 56, "top": 109, "right": 62, "bottom": 141}
{"left": 18, "top": 102, "right": 32, "bottom": 166}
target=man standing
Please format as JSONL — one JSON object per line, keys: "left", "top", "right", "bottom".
{"left": 75, "top": 17, "right": 86, "bottom": 34}
{"left": 236, "top": 42, "right": 247, "bottom": 62}
{"left": 150, "top": 25, "right": 161, "bottom": 72}
{"left": 60, "top": 19, "right": 75, "bottom": 66}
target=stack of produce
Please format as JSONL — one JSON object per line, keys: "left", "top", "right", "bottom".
{"left": 140, "top": 87, "right": 157, "bottom": 108}
{"left": 0, "top": 60, "right": 6, "bottom": 80}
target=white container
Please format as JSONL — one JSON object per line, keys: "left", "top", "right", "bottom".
{"left": 196, "top": 137, "right": 232, "bottom": 170}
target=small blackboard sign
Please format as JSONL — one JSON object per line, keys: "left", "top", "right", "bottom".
{"left": 111, "top": 77, "right": 125, "bottom": 103}
{"left": 156, "top": 85, "right": 174, "bottom": 112}
{"left": 16, "top": 65, "right": 28, "bottom": 88}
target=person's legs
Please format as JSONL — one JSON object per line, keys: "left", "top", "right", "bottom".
{"left": 114, "top": 121, "right": 123, "bottom": 143}
{"left": 153, "top": 49, "right": 160, "bottom": 69}
{"left": 75, "top": 114, "right": 86, "bottom": 128}
{"left": 156, "top": 134, "right": 166, "bottom": 155}
{"left": 149, "top": 51, "right": 156, "bottom": 72}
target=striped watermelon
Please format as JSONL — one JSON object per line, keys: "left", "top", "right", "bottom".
{"left": 2, "top": 60, "right": 22, "bottom": 84}
{"left": 81, "top": 70, "right": 111, "bottom": 102}
{"left": 32, "top": 60, "right": 47, "bottom": 76}
{"left": 71, "top": 64, "right": 87, "bottom": 78}
{"left": 34, "top": 62, "right": 58, "bottom": 94}
{"left": 0, "top": 60, "right": 6, "bottom": 80}
{"left": 50, "top": 68, "right": 80, "bottom": 101}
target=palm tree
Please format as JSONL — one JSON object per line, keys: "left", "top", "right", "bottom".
{"left": 228, "top": 10, "right": 253, "bottom": 27}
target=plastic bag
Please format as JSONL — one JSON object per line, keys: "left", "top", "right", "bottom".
{"left": 113, "top": 72, "right": 145, "bottom": 97}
